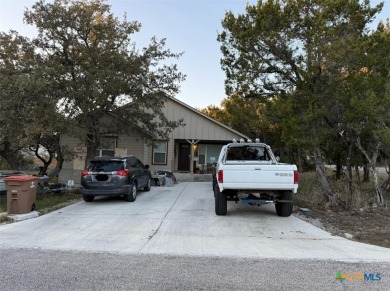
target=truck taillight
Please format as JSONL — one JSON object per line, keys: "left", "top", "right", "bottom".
{"left": 116, "top": 169, "right": 129, "bottom": 176}
{"left": 294, "top": 170, "right": 299, "bottom": 184}
{"left": 81, "top": 170, "right": 89, "bottom": 176}
{"left": 218, "top": 170, "right": 223, "bottom": 183}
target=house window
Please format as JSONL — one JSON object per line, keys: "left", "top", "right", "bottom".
{"left": 198, "top": 144, "right": 206, "bottom": 165}
{"left": 96, "top": 137, "right": 117, "bottom": 157}
{"left": 153, "top": 141, "right": 167, "bottom": 165}
{"left": 198, "top": 154, "right": 206, "bottom": 164}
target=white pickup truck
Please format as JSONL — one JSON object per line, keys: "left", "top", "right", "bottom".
{"left": 213, "top": 139, "right": 299, "bottom": 216}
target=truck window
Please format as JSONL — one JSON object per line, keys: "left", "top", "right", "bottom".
{"left": 226, "top": 146, "right": 269, "bottom": 161}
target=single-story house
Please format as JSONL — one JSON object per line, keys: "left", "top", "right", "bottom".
{"left": 58, "top": 97, "right": 248, "bottom": 184}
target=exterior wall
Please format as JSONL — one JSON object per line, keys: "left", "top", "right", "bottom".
{"left": 116, "top": 134, "right": 144, "bottom": 157}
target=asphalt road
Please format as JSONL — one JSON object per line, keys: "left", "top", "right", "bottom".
{"left": 0, "top": 248, "right": 388, "bottom": 291}
{"left": 0, "top": 182, "right": 389, "bottom": 290}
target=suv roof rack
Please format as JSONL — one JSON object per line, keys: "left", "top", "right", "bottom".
{"left": 120, "top": 155, "right": 135, "bottom": 159}
{"left": 94, "top": 155, "right": 112, "bottom": 159}
{"left": 92, "top": 155, "right": 137, "bottom": 161}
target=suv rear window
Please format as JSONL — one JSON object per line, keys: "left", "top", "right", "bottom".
{"left": 88, "top": 161, "right": 125, "bottom": 172}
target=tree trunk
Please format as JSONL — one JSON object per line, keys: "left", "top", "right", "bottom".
{"left": 356, "top": 137, "right": 384, "bottom": 206}
{"left": 354, "top": 165, "right": 361, "bottom": 185}
{"left": 381, "top": 157, "right": 390, "bottom": 192}
{"left": 297, "top": 148, "right": 303, "bottom": 172}
{"left": 48, "top": 141, "right": 64, "bottom": 180}
{"left": 335, "top": 153, "right": 342, "bottom": 180}
{"left": 31, "top": 144, "right": 53, "bottom": 176}
{"left": 85, "top": 146, "right": 96, "bottom": 169}
{"left": 0, "top": 141, "right": 21, "bottom": 170}
{"left": 314, "top": 147, "right": 339, "bottom": 207}
{"left": 370, "top": 166, "right": 384, "bottom": 206}
{"left": 382, "top": 173, "right": 390, "bottom": 192}
{"left": 344, "top": 143, "right": 354, "bottom": 208}
{"left": 84, "top": 132, "right": 98, "bottom": 169}
{"left": 363, "top": 163, "right": 370, "bottom": 182}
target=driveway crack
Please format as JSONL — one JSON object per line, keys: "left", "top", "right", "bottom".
{"left": 137, "top": 183, "right": 187, "bottom": 253}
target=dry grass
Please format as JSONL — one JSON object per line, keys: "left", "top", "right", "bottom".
{"left": 0, "top": 190, "right": 82, "bottom": 220}
{"left": 295, "top": 170, "right": 390, "bottom": 248}
{"left": 0, "top": 214, "right": 12, "bottom": 224}
{"left": 297, "top": 169, "right": 389, "bottom": 208}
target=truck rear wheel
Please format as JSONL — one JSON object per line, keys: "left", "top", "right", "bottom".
{"left": 213, "top": 179, "right": 217, "bottom": 198}
{"left": 215, "top": 186, "right": 227, "bottom": 215}
{"left": 275, "top": 191, "right": 293, "bottom": 217}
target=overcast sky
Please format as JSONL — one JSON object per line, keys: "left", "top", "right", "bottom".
{"left": 0, "top": 0, "right": 388, "bottom": 109}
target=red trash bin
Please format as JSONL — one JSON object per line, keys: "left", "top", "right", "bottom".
{"left": 4, "top": 176, "right": 39, "bottom": 214}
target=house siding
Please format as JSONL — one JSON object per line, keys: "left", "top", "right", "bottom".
{"left": 163, "top": 98, "right": 245, "bottom": 141}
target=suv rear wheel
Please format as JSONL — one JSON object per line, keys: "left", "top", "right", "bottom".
{"left": 83, "top": 195, "right": 94, "bottom": 202}
{"left": 125, "top": 183, "right": 137, "bottom": 202}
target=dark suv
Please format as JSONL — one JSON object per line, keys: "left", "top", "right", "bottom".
{"left": 80, "top": 155, "right": 151, "bottom": 202}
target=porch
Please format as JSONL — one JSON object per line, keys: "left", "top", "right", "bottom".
{"left": 173, "top": 139, "right": 226, "bottom": 174}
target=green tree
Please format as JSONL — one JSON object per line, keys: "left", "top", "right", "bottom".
{"left": 218, "top": 0, "right": 384, "bottom": 207}
{"left": 201, "top": 95, "right": 264, "bottom": 138}
{"left": 323, "top": 19, "right": 390, "bottom": 206}
{"left": 0, "top": 31, "right": 49, "bottom": 169}
{"left": 0, "top": 30, "right": 72, "bottom": 174}
{"left": 24, "top": 0, "right": 185, "bottom": 166}
{"left": 200, "top": 105, "right": 229, "bottom": 127}
{"left": 201, "top": 95, "right": 292, "bottom": 161}
{"left": 0, "top": 32, "right": 30, "bottom": 169}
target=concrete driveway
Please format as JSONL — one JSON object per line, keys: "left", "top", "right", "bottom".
{"left": 0, "top": 182, "right": 389, "bottom": 262}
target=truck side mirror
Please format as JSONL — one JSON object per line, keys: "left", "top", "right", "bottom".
{"left": 275, "top": 156, "right": 280, "bottom": 162}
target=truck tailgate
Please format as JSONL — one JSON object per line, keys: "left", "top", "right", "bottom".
{"left": 221, "top": 163, "right": 297, "bottom": 191}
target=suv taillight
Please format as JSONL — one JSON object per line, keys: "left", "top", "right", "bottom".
{"left": 116, "top": 169, "right": 129, "bottom": 176}
{"left": 81, "top": 170, "right": 89, "bottom": 176}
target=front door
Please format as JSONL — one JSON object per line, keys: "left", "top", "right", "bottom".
{"left": 178, "top": 143, "right": 190, "bottom": 171}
